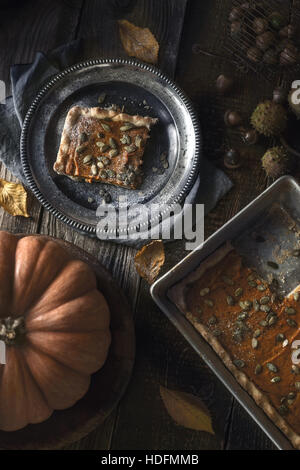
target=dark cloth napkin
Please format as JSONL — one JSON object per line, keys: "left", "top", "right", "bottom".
{"left": 0, "top": 40, "right": 233, "bottom": 234}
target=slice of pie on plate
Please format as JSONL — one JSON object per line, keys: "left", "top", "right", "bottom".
{"left": 169, "top": 242, "right": 300, "bottom": 449}
{"left": 53, "top": 106, "right": 158, "bottom": 189}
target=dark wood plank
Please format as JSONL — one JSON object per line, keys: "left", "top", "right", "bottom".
{"left": 77, "top": 0, "right": 188, "bottom": 77}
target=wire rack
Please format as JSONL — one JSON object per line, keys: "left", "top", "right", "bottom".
{"left": 223, "top": 0, "right": 300, "bottom": 82}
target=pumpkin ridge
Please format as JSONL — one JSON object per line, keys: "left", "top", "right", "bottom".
{"left": 23, "top": 343, "right": 91, "bottom": 410}
{"left": 16, "top": 349, "right": 53, "bottom": 425}
{"left": 12, "top": 237, "right": 72, "bottom": 316}
{"left": 26, "top": 289, "right": 110, "bottom": 332}
{"left": 0, "top": 232, "right": 18, "bottom": 319}
{"left": 23, "top": 340, "right": 94, "bottom": 378}
{"left": 26, "top": 259, "right": 98, "bottom": 321}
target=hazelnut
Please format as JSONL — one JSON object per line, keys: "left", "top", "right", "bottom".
{"left": 279, "top": 24, "right": 296, "bottom": 39}
{"left": 247, "top": 47, "right": 263, "bottom": 63}
{"left": 242, "top": 129, "right": 258, "bottom": 145}
{"left": 269, "top": 11, "right": 286, "bottom": 31}
{"left": 216, "top": 74, "right": 233, "bottom": 95}
{"left": 256, "top": 31, "right": 276, "bottom": 51}
{"left": 231, "top": 21, "right": 243, "bottom": 38}
{"left": 224, "top": 110, "right": 243, "bottom": 127}
{"left": 229, "top": 7, "right": 243, "bottom": 22}
{"left": 263, "top": 48, "right": 278, "bottom": 65}
{"left": 273, "top": 86, "right": 287, "bottom": 104}
{"left": 280, "top": 44, "right": 298, "bottom": 66}
{"left": 224, "top": 149, "right": 242, "bottom": 169}
{"left": 253, "top": 17, "right": 268, "bottom": 35}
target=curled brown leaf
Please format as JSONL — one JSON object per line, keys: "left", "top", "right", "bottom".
{"left": 160, "top": 386, "right": 215, "bottom": 435}
{"left": 0, "top": 179, "right": 29, "bottom": 217}
{"left": 118, "top": 19, "right": 159, "bottom": 64}
{"left": 134, "top": 240, "right": 165, "bottom": 284}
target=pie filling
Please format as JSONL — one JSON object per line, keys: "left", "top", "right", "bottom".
{"left": 53, "top": 106, "right": 158, "bottom": 189}
{"left": 170, "top": 244, "right": 300, "bottom": 447}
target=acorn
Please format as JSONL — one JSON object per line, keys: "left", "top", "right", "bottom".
{"left": 224, "top": 110, "right": 243, "bottom": 127}
{"left": 273, "top": 86, "right": 288, "bottom": 105}
{"left": 253, "top": 17, "right": 268, "bottom": 35}
{"left": 229, "top": 7, "right": 243, "bottom": 22}
{"left": 256, "top": 31, "right": 276, "bottom": 51}
{"left": 216, "top": 74, "right": 233, "bottom": 94}
{"left": 251, "top": 100, "right": 287, "bottom": 137}
{"left": 263, "top": 48, "right": 278, "bottom": 65}
{"left": 279, "top": 24, "right": 296, "bottom": 39}
{"left": 280, "top": 44, "right": 298, "bottom": 66}
{"left": 242, "top": 129, "right": 258, "bottom": 145}
{"left": 224, "top": 148, "right": 242, "bottom": 169}
{"left": 269, "top": 12, "right": 286, "bottom": 31}
{"left": 262, "top": 146, "right": 291, "bottom": 178}
{"left": 247, "top": 46, "right": 263, "bottom": 63}
{"left": 231, "top": 21, "right": 243, "bottom": 38}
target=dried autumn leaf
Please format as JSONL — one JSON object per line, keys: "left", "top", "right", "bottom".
{"left": 134, "top": 240, "right": 165, "bottom": 284}
{"left": 118, "top": 19, "right": 159, "bottom": 64}
{"left": 0, "top": 179, "right": 29, "bottom": 217}
{"left": 160, "top": 386, "right": 215, "bottom": 435}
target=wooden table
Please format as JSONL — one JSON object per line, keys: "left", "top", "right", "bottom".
{"left": 1, "top": 0, "right": 290, "bottom": 450}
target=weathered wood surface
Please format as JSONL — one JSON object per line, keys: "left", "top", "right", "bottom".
{"left": 0, "top": 0, "right": 293, "bottom": 450}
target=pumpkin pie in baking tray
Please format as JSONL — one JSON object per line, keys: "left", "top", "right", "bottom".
{"left": 53, "top": 106, "right": 158, "bottom": 189}
{"left": 169, "top": 241, "right": 300, "bottom": 449}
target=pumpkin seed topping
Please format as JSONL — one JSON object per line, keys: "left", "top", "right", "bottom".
{"left": 292, "top": 365, "right": 300, "bottom": 374}
{"left": 125, "top": 144, "right": 137, "bottom": 154}
{"left": 253, "top": 329, "right": 261, "bottom": 338}
{"left": 109, "top": 149, "right": 119, "bottom": 158}
{"left": 252, "top": 338, "right": 258, "bottom": 349}
{"left": 288, "top": 392, "right": 296, "bottom": 399}
{"left": 257, "top": 284, "right": 267, "bottom": 291}
{"left": 76, "top": 144, "right": 87, "bottom": 154}
{"left": 200, "top": 287, "right": 210, "bottom": 296}
{"left": 100, "top": 122, "right": 111, "bottom": 132}
{"left": 227, "top": 295, "right": 235, "bottom": 306}
{"left": 259, "top": 320, "right": 268, "bottom": 327}
{"left": 120, "top": 122, "right": 135, "bottom": 131}
{"left": 238, "top": 312, "right": 248, "bottom": 321}
{"left": 204, "top": 299, "right": 214, "bottom": 307}
{"left": 109, "top": 137, "right": 117, "bottom": 149}
{"left": 235, "top": 287, "right": 243, "bottom": 297}
{"left": 276, "top": 333, "right": 285, "bottom": 343}
{"left": 255, "top": 364, "right": 263, "bottom": 375}
{"left": 268, "top": 315, "right": 277, "bottom": 326}
{"left": 83, "top": 155, "right": 93, "bottom": 165}
{"left": 295, "top": 382, "right": 300, "bottom": 390}
{"left": 267, "top": 363, "right": 278, "bottom": 373}
{"left": 91, "top": 164, "right": 97, "bottom": 176}
{"left": 260, "top": 296, "right": 270, "bottom": 305}
{"left": 253, "top": 299, "right": 260, "bottom": 312}
{"left": 287, "top": 318, "right": 297, "bottom": 327}
{"left": 248, "top": 280, "right": 257, "bottom": 287}
{"left": 285, "top": 307, "right": 296, "bottom": 315}
{"left": 271, "top": 376, "right": 281, "bottom": 383}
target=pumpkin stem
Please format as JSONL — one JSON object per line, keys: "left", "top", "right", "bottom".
{"left": 0, "top": 316, "right": 26, "bottom": 345}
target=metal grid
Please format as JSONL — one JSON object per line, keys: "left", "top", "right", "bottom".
{"left": 223, "top": 0, "right": 300, "bottom": 81}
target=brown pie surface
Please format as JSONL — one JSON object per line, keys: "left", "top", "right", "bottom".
{"left": 169, "top": 243, "right": 300, "bottom": 449}
{"left": 53, "top": 106, "right": 158, "bottom": 189}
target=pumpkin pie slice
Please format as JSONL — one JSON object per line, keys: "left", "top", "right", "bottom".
{"left": 169, "top": 242, "right": 300, "bottom": 449}
{"left": 53, "top": 106, "right": 158, "bottom": 189}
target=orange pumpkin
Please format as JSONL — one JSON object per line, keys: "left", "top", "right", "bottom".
{"left": 0, "top": 231, "right": 111, "bottom": 432}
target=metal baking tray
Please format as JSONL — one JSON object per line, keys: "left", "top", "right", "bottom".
{"left": 151, "top": 175, "right": 300, "bottom": 450}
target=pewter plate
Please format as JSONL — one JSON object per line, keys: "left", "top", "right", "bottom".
{"left": 21, "top": 59, "right": 201, "bottom": 236}
{"left": 151, "top": 176, "right": 299, "bottom": 450}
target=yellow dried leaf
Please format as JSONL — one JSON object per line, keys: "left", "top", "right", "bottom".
{"left": 118, "top": 19, "right": 159, "bottom": 64}
{"left": 135, "top": 240, "right": 165, "bottom": 284}
{"left": 160, "top": 386, "right": 215, "bottom": 435}
{"left": 0, "top": 179, "right": 29, "bottom": 217}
